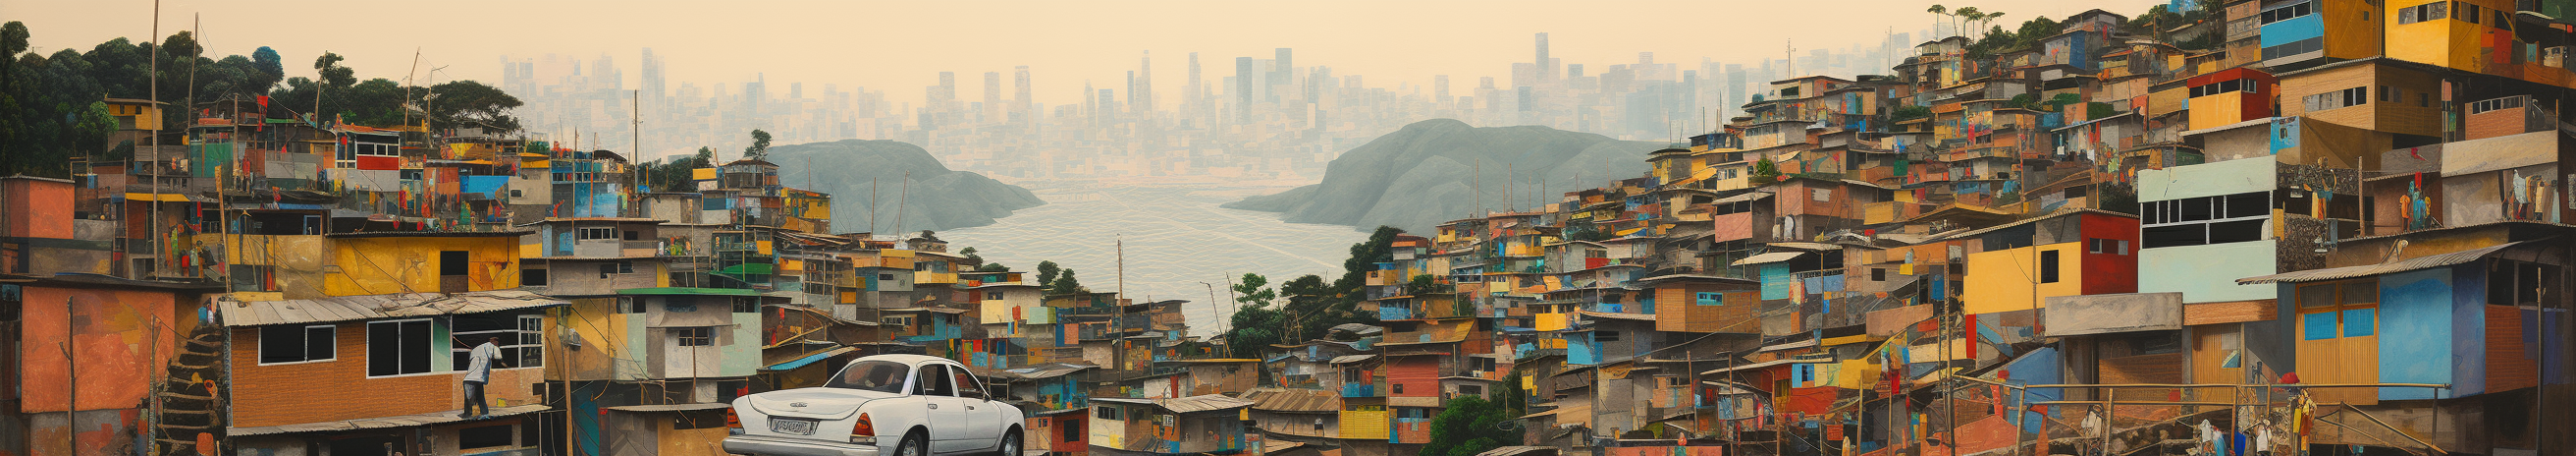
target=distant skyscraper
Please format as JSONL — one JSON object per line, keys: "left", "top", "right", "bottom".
{"left": 936, "top": 72, "right": 957, "bottom": 104}
{"left": 1271, "top": 48, "right": 1293, "bottom": 103}
{"left": 640, "top": 48, "right": 666, "bottom": 100}
{"left": 745, "top": 73, "right": 765, "bottom": 117}
{"left": 1235, "top": 57, "right": 1255, "bottom": 122}
{"left": 1014, "top": 66, "right": 1033, "bottom": 124}
{"left": 984, "top": 71, "right": 1002, "bottom": 124}
{"left": 1097, "top": 88, "right": 1116, "bottom": 127}
{"left": 1434, "top": 75, "right": 1451, "bottom": 106}
{"left": 1131, "top": 52, "right": 1153, "bottom": 114}
{"left": 1569, "top": 64, "right": 1584, "bottom": 79}
{"left": 1185, "top": 53, "right": 1203, "bottom": 117}
{"left": 1535, "top": 32, "right": 1552, "bottom": 84}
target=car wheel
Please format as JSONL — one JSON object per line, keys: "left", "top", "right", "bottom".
{"left": 997, "top": 428, "right": 1022, "bottom": 456}
{"left": 892, "top": 431, "right": 927, "bottom": 456}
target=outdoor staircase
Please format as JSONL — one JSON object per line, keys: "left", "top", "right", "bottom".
{"left": 152, "top": 325, "right": 227, "bottom": 456}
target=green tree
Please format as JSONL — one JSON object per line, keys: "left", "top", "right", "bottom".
{"left": 1223, "top": 301, "right": 1285, "bottom": 359}
{"left": 249, "top": 46, "right": 284, "bottom": 92}
{"left": 1048, "top": 268, "right": 1087, "bottom": 296}
{"left": 958, "top": 247, "right": 984, "bottom": 264}
{"left": 645, "top": 146, "right": 718, "bottom": 192}
{"left": 1232, "top": 272, "right": 1275, "bottom": 309}
{"left": 312, "top": 51, "right": 353, "bottom": 87}
{"left": 744, "top": 129, "right": 774, "bottom": 161}
{"left": 1036, "top": 260, "right": 1062, "bottom": 289}
{"left": 426, "top": 80, "right": 523, "bottom": 132}
{"left": 1404, "top": 274, "right": 1445, "bottom": 296}
{"left": 1891, "top": 104, "right": 1932, "bottom": 122}
{"left": 1422, "top": 396, "right": 1514, "bottom": 456}
{"left": 1277, "top": 274, "right": 1334, "bottom": 341}
{"left": 975, "top": 262, "right": 1010, "bottom": 272}
{"left": 1750, "top": 158, "right": 1782, "bottom": 184}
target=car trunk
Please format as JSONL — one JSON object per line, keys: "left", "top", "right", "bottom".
{"left": 747, "top": 388, "right": 895, "bottom": 420}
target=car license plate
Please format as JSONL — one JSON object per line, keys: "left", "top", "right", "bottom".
{"left": 770, "top": 419, "right": 816, "bottom": 435}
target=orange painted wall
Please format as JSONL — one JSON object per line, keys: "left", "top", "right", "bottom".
{"left": 0, "top": 178, "right": 75, "bottom": 239}
{"left": 16, "top": 286, "right": 180, "bottom": 413}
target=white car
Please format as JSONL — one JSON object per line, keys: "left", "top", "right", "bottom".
{"left": 724, "top": 354, "right": 1024, "bottom": 456}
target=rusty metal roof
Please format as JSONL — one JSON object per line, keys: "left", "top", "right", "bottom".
{"left": 1241, "top": 387, "right": 1340, "bottom": 413}
{"left": 1328, "top": 354, "right": 1378, "bottom": 365}
{"left": 219, "top": 290, "right": 567, "bottom": 327}
{"left": 1091, "top": 394, "right": 1253, "bottom": 414}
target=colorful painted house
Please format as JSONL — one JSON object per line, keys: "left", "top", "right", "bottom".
{"left": 1088, "top": 395, "right": 1253, "bottom": 455}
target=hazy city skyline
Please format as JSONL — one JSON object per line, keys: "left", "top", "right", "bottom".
{"left": 17, "top": 0, "right": 2163, "bottom": 109}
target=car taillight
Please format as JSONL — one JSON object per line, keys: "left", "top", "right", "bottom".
{"left": 724, "top": 408, "right": 742, "bottom": 429}
{"left": 848, "top": 413, "right": 877, "bottom": 444}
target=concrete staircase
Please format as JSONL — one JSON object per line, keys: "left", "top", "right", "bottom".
{"left": 152, "top": 325, "right": 226, "bottom": 456}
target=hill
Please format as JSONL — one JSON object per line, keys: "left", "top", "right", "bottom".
{"left": 763, "top": 140, "right": 1045, "bottom": 233}
{"left": 1223, "top": 119, "right": 1662, "bottom": 233}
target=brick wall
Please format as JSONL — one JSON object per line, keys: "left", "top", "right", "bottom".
{"left": 229, "top": 320, "right": 550, "bottom": 428}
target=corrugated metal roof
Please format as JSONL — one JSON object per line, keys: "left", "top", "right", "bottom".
{"left": 1091, "top": 394, "right": 1253, "bottom": 414}
{"left": 2237, "top": 242, "right": 2529, "bottom": 284}
{"left": 1580, "top": 311, "right": 1658, "bottom": 321}
{"left": 1696, "top": 359, "right": 1815, "bottom": 375}
{"left": 220, "top": 290, "right": 567, "bottom": 327}
{"left": 1766, "top": 242, "right": 1843, "bottom": 251}
{"left": 603, "top": 403, "right": 730, "bottom": 412}
{"left": 231, "top": 404, "right": 548, "bottom": 435}
{"left": 990, "top": 363, "right": 1098, "bottom": 380}
{"left": 1711, "top": 192, "right": 1774, "bottom": 204}
{"left": 1730, "top": 252, "right": 1808, "bottom": 266}
{"left": 1328, "top": 354, "right": 1378, "bottom": 365}
{"left": 1241, "top": 387, "right": 1340, "bottom": 413}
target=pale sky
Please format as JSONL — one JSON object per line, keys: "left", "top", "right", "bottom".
{"left": 11, "top": 0, "right": 2162, "bottom": 107}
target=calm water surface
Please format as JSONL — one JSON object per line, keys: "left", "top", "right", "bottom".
{"left": 940, "top": 183, "right": 1366, "bottom": 335}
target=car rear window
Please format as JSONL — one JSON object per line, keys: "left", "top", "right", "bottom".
{"left": 827, "top": 361, "right": 912, "bottom": 393}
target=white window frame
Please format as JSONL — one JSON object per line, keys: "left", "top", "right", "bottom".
{"left": 451, "top": 314, "right": 546, "bottom": 370}
{"left": 674, "top": 327, "right": 714, "bottom": 347}
{"left": 258, "top": 324, "right": 339, "bottom": 366}
{"left": 365, "top": 317, "right": 441, "bottom": 378}
{"left": 516, "top": 315, "right": 545, "bottom": 369}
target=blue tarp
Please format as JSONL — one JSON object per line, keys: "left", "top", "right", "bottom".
{"left": 764, "top": 348, "right": 851, "bottom": 371}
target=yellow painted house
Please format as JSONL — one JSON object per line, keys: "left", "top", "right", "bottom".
{"left": 2385, "top": 0, "right": 2516, "bottom": 74}
{"left": 322, "top": 232, "right": 524, "bottom": 297}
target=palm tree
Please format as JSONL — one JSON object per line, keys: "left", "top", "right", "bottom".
{"left": 1981, "top": 12, "right": 2008, "bottom": 39}
{"left": 1955, "top": 6, "right": 1984, "bottom": 37}
{"left": 1928, "top": 5, "right": 1950, "bottom": 37}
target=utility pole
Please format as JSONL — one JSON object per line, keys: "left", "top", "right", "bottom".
{"left": 1197, "top": 281, "right": 1220, "bottom": 335}
{"left": 147, "top": 0, "right": 161, "bottom": 279}
{"left": 870, "top": 177, "right": 880, "bottom": 234}
{"left": 1223, "top": 273, "right": 1238, "bottom": 336}
{"left": 1115, "top": 235, "right": 1126, "bottom": 296}
{"left": 894, "top": 171, "right": 910, "bottom": 238}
